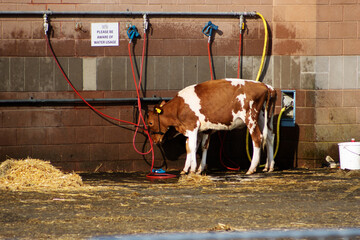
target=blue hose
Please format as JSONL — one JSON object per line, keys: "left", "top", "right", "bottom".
{"left": 127, "top": 25, "right": 140, "bottom": 40}
{"left": 202, "top": 21, "right": 218, "bottom": 37}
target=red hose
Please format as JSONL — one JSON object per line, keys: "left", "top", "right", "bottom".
{"left": 46, "top": 33, "right": 175, "bottom": 179}
{"left": 46, "top": 35, "right": 137, "bottom": 127}
{"left": 127, "top": 32, "right": 176, "bottom": 179}
{"left": 207, "top": 41, "right": 214, "bottom": 80}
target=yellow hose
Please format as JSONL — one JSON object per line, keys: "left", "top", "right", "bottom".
{"left": 246, "top": 12, "right": 269, "bottom": 162}
{"left": 274, "top": 107, "right": 286, "bottom": 159}
{"left": 255, "top": 12, "right": 268, "bottom": 82}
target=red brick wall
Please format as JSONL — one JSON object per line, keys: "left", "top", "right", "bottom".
{"left": 0, "top": 90, "right": 187, "bottom": 172}
{"left": 2, "top": 1, "right": 360, "bottom": 57}
{"left": 1, "top": 1, "right": 360, "bottom": 172}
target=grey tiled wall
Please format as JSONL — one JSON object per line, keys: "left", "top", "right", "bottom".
{"left": 1, "top": 56, "right": 359, "bottom": 92}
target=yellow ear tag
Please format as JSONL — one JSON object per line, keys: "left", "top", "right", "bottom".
{"left": 155, "top": 108, "right": 162, "bottom": 114}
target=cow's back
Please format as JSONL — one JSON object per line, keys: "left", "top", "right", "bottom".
{"left": 177, "top": 79, "right": 268, "bottom": 127}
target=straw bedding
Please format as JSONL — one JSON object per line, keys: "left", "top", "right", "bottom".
{"left": 0, "top": 158, "right": 83, "bottom": 191}
{"left": 178, "top": 173, "right": 214, "bottom": 186}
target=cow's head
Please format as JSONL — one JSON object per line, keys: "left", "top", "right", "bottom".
{"left": 147, "top": 101, "right": 168, "bottom": 144}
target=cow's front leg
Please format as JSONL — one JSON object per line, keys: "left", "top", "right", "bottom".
{"left": 181, "top": 130, "right": 198, "bottom": 174}
{"left": 197, "top": 133, "right": 211, "bottom": 174}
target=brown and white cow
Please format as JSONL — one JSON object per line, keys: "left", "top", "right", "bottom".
{"left": 147, "top": 78, "right": 277, "bottom": 175}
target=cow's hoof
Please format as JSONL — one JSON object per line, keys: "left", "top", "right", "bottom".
{"left": 188, "top": 171, "right": 196, "bottom": 175}
{"left": 263, "top": 168, "right": 268, "bottom": 172}
{"left": 268, "top": 168, "right": 274, "bottom": 172}
{"left": 196, "top": 170, "right": 202, "bottom": 175}
{"left": 246, "top": 169, "right": 255, "bottom": 175}
{"left": 180, "top": 170, "right": 187, "bottom": 175}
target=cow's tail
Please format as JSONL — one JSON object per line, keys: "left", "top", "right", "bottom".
{"left": 262, "top": 87, "right": 277, "bottom": 150}
{"left": 262, "top": 95, "right": 269, "bottom": 150}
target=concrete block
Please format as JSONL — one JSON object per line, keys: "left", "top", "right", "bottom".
{"left": 54, "top": 57, "right": 69, "bottom": 91}
{"left": 343, "top": 90, "right": 359, "bottom": 107}
{"left": 315, "top": 108, "right": 329, "bottom": 124}
{"left": 143, "top": 56, "right": 155, "bottom": 92}
{"left": 0, "top": 146, "right": 33, "bottom": 162}
{"left": 315, "top": 124, "right": 360, "bottom": 142}
{"left": 198, "top": 56, "right": 211, "bottom": 83}
{"left": 169, "top": 57, "right": 184, "bottom": 90}
{"left": 61, "top": 109, "right": 91, "bottom": 127}
{"left": 316, "top": 56, "right": 329, "bottom": 73}
{"left": 0, "top": 40, "right": 17, "bottom": 56}
{"left": 315, "top": 73, "right": 329, "bottom": 90}
{"left": 225, "top": 56, "right": 238, "bottom": 79}
{"left": 300, "top": 56, "right": 315, "bottom": 73}
{"left": 47, "top": 127, "right": 76, "bottom": 145}
{"left": 329, "top": 107, "right": 356, "bottom": 124}
{"left": 213, "top": 56, "right": 225, "bottom": 80}
{"left": 69, "top": 58, "right": 83, "bottom": 90}
{"left": 184, "top": 56, "right": 197, "bottom": 86}
{"left": 315, "top": 90, "right": 342, "bottom": 107}
{"left": 301, "top": 73, "right": 316, "bottom": 89}
{"left": 10, "top": 58, "right": 25, "bottom": 91}
{"left": 17, "top": 128, "right": 47, "bottom": 145}
{"left": 0, "top": 128, "right": 17, "bottom": 146}
{"left": 272, "top": 56, "right": 281, "bottom": 89}
{"left": 290, "top": 56, "right": 300, "bottom": 89}
{"left": 90, "top": 144, "right": 119, "bottom": 161}
{"left": 83, "top": 58, "right": 97, "bottom": 91}
{"left": 75, "top": 126, "right": 104, "bottom": 144}
{"left": 154, "top": 56, "right": 170, "bottom": 90}
{"left": 343, "top": 56, "right": 357, "bottom": 89}
{"left": 97, "top": 57, "right": 111, "bottom": 91}
{"left": 242, "top": 56, "right": 254, "bottom": 81}
{"left": 111, "top": 57, "right": 127, "bottom": 91}
{"left": 0, "top": 58, "right": 10, "bottom": 91}
{"left": 39, "top": 57, "right": 55, "bottom": 91}
{"left": 296, "top": 107, "right": 315, "bottom": 124}
{"left": 298, "top": 125, "right": 316, "bottom": 142}
{"left": 280, "top": 55, "right": 291, "bottom": 88}
{"left": 329, "top": 56, "right": 343, "bottom": 89}
{"left": 25, "top": 58, "right": 40, "bottom": 91}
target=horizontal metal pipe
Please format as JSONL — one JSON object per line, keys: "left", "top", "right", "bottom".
{"left": 0, "top": 10, "right": 257, "bottom": 17}
{"left": 0, "top": 97, "right": 172, "bottom": 106}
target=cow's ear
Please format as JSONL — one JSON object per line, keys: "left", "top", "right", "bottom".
{"left": 154, "top": 105, "right": 163, "bottom": 114}
{"left": 159, "top": 100, "right": 166, "bottom": 107}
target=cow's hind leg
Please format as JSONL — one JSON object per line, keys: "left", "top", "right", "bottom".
{"left": 263, "top": 113, "right": 275, "bottom": 172}
{"left": 181, "top": 129, "right": 198, "bottom": 174}
{"left": 246, "top": 127, "right": 262, "bottom": 175}
{"left": 263, "top": 128, "right": 275, "bottom": 172}
{"left": 197, "top": 133, "right": 211, "bottom": 174}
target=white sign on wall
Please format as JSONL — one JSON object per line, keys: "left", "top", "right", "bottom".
{"left": 91, "top": 23, "right": 119, "bottom": 47}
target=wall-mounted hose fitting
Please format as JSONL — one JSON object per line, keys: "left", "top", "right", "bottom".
{"left": 43, "top": 13, "right": 49, "bottom": 35}
{"left": 143, "top": 13, "right": 148, "bottom": 33}
{"left": 239, "top": 15, "right": 244, "bottom": 35}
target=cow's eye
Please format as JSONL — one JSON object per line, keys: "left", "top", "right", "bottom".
{"left": 148, "top": 122, "right": 153, "bottom": 126}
